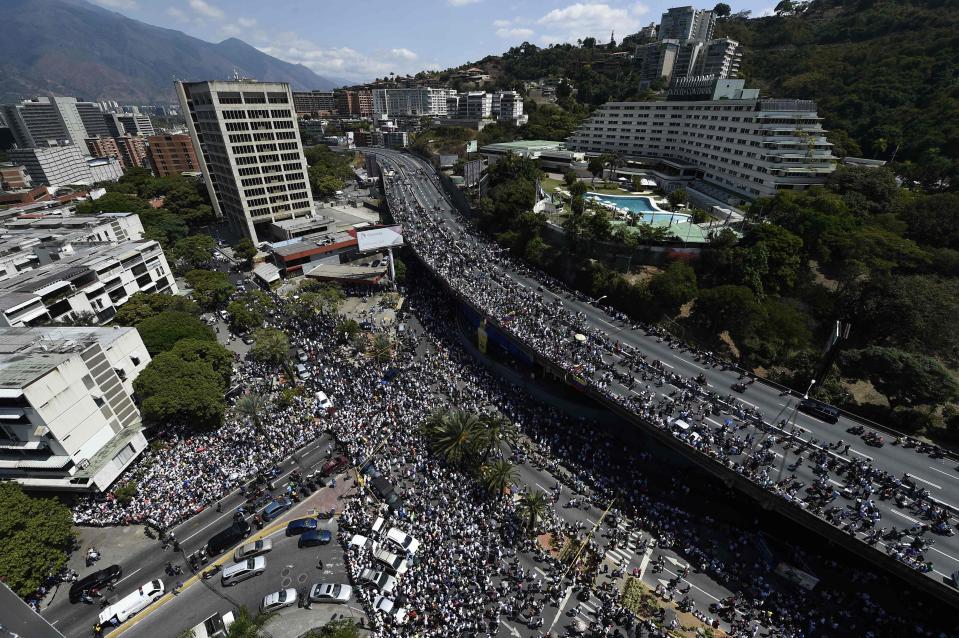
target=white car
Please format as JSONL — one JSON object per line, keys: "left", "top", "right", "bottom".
{"left": 374, "top": 547, "right": 409, "bottom": 575}
{"left": 261, "top": 588, "right": 297, "bottom": 613}
{"left": 349, "top": 534, "right": 375, "bottom": 551}
{"left": 386, "top": 527, "right": 420, "bottom": 555}
{"left": 234, "top": 538, "right": 272, "bottom": 562}
{"left": 359, "top": 568, "right": 397, "bottom": 594}
{"left": 373, "top": 595, "right": 409, "bottom": 624}
{"left": 316, "top": 391, "right": 333, "bottom": 411}
{"left": 308, "top": 583, "right": 353, "bottom": 603}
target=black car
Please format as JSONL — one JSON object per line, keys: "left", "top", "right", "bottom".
{"left": 798, "top": 398, "right": 841, "bottom": 424}
{"left": 207, "top": 519, "right": 252, "bottom": 556}
{"left": 69, "top": 564, "right": 122, "bottom": 603}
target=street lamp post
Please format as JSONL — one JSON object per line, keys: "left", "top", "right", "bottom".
{"left": 804, "top": 378, "right": 816, "bottom": 400}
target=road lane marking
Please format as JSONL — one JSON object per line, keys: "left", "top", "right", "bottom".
{"left": 181, "top": 508, "right": 235, "bottom": 543}
{"left": 930, "top": 547, "right": 959, "bottom": 564}
{"left": 907, "top": 474, "right": 942, "bottom": 490}
{"left": 849, "top": 448, "right": 871, "bottom": 459}
{"left": 928, "top": 467, "right": 959, "bottom": 481}
{"left": 659, "top": 566, "right": 720, "bottom": 601}
{"left": 891, "top": 510, "right": 919, "bottom": 523}
{"left": 115, "top": 567, "right": 142, "bottom": 585}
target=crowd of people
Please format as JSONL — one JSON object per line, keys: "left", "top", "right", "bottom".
{"left": 61, "top": 151, "right": 959, "bottom": 637}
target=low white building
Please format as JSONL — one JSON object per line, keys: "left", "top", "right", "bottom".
{"left": 0, "top": 212, "right": 146, "bottom": 283}
{"left": 0, "top": 326, "right": 150, "bottom": 491}
{"left": 0, "top": 239, "right": 177, "bottom": 327}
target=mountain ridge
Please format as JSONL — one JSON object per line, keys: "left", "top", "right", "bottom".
{"left": 0, "top": 0, "right": 335, "bottom": 104}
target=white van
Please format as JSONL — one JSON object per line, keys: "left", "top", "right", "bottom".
{"left": 221, "top": 556, "right": 266, "bottom": 586}
{"left": 187, "top": 611, "right": 236, "bottom": 638}
{"left": 296, "top": 363, "right": 310, "bottom": 380}
{"left": 98, "top": 579, "right": 164, "bottom": 625}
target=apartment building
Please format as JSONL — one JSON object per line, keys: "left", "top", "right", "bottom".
{"left": 0, "top": 97, "right": 92, "bottom": 148}
{"left": 114, "top": 113, "right": 155, "bottom": 137}
{"left": 293, "top": 91, "right": 335, "bottom": 115}
{"left": 659, "top": 6, "right": 715, "bottom": 42}
{"left": 147, "top": 134, "right": 200, "bottom": 177}
{"left": 566, "top": 78, "right": 836, "bottom": 199}
{"left": 454, "top": 92, "right": 493, "bottom": 119}
{"left": 372, "top": 88, "right": 456, "bottom": 118}
{"left": 636, "top": 40, "right": 681, "bottom": 86}
{"left": 335, "top": 89, "right": 373, "bottom": 117}
{"left": 0, "top": 326, "right": 151, "bottom": 492}
{"left": 0, "top": 238, "right": 177, "bottom": 328}
{"left": 176, "top": 80, "right": 314, "bottom": 243}
{"left": 492, "top": 91, "right": 527, "bottom": 124}
{"left": 85, "top": 136, "right": 148, "bottom": 170}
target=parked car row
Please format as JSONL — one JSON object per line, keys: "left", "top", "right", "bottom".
{"left": 351, "top": 515, "right": 419, "bottom": 624}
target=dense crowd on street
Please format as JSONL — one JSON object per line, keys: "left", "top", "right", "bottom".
{"left": 61, "top": 152, "right": 959, "bottom": 637}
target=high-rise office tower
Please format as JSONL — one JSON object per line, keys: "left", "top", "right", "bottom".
{"left": 176, "top": 80, "right": 314, "bottom": 243}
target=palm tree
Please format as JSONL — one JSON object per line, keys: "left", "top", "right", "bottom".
{"left": 369, "top": 334, "right": 393, "bottom": 364}
{"left": 236, "top": 393, "right": 266, "bottom": 433}
{"left": 429, "top": 409, "right": 482, "bottom": 467}
{"left": 481, "top": 459, "right": 517, "bottom": 499}
{"left": 517, "top": 490, "right": 550, "bottom": 535}
{"left": 476, "top": 414, "right": 507, "bottom": 462}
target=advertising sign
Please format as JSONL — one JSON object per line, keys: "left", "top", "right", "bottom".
{"left": 357, "top": 225, "right": 404, "bottom": 252}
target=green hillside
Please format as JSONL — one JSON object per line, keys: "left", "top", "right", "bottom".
{"left": 719, "top": 0, "right": 959, "bottom": 185}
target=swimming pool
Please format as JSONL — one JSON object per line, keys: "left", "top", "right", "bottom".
{"left": 588, "top": 193, "right": 691, "bottom": 223}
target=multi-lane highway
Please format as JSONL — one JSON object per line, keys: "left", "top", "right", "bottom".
{"left": 367, "top": 147, "right": 959, "bottom": 602}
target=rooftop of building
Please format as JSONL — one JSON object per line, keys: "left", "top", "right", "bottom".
{"left": 270, "top": 230, "right": 356, "bottom": 258}
{"left": 0, "top": 240, "right": 158, "bottom": 309}
{"left": 480, "top": 140, "right": 566, "bottom": 152}
{"left": 0, "top": 326, "right": 132, "bottom": 388}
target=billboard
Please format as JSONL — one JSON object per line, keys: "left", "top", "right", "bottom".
{"left": 357, "top": 225, "right": 404, "bottom": 252}
{"left": 465, "top": 140, "right": 478, "bottom": 153}
{"left": 463, "top": 159, "right": 483, "bottom": 187}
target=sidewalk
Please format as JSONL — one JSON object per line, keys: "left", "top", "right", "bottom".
{"left": 43, "top": 524, "right": 159, "bottom": 610}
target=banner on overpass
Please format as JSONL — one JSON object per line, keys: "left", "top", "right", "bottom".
{"left": 775, "top": 562, "right": 819, "bottom": 591}
{"left": 357, "top": 226, "right": 404, "bottom": 252}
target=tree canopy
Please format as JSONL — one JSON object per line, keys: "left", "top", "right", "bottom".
{"left": 136, "top": 311, "right": 215, "bottom": 355}
{"left": 134, "top": 350, "right": 226, "bottom": 429}
{"left": 0, "top": 483, "right": 75, "bottom": 596}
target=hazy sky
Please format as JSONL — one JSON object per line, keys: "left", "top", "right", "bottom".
{"left": 90, "top": 0, "right": 777, "bottom": 84}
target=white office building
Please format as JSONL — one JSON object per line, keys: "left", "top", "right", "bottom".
{"left": 0, "top": 212, "right": 146, "bottom": 283}
{"left": 176, "top": 80, "right": 314, "bottom": 243}
{"left": 566, "top": 78, "right": 837, "bottom": 199}
{"left": 372, "top": 88, "right": 456, "bottom": 118}
{"left": 0, "top": 238, "right": 177, "bottom": 327}
{"left": 0, "top": 326, "right": 151, "bottom": 491}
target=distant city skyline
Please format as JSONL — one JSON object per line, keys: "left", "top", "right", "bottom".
{"left": 90, "top": 0, "right": 778, "bottom": 85}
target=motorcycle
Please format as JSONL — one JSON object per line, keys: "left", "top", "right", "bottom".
{"left": 201, "top": 565, "right": 221, "bottom": 580}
